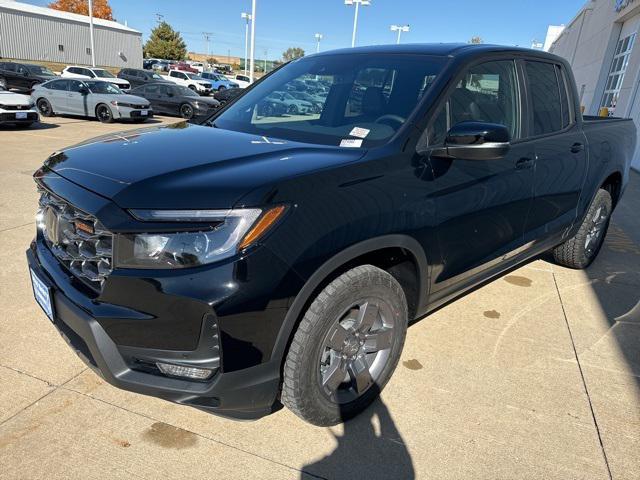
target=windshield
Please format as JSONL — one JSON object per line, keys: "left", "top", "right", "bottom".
{"left": 27, "top": 65, "right": 55, "bottom": 76}
{"left": 94, "top": 69, "right": 116, "bottom": 78}
{"left": 212, "top": 54, "right": 445, "bottom": 147}
{"left": 186, "top": 73, "right": 203, "bottom": 80}
{"left": 151, "top": 73, "right": 163, "bottom": 80}
{"left": 86, "top": 81, "right": 122, "bottom": 94}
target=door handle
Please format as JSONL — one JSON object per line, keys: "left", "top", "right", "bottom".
{"left": 570, "top": 143, "right": 584, "bottom": 153}
{"left": 515, "top": 157, "right": 534, "bottom": 170}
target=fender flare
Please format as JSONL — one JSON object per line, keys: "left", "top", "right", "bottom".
{"left": 269, "top": 234, "right": 430, "bottom": 364}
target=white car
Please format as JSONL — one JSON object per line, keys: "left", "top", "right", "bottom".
{"left": 61, "top": 66, "right": 131, "bottom": 92}
{"left": 228, "top": 74, "right": 252, "bottom": 89}
{"left": 188, "top": 62, "right": 206, "bottom": 73}
{"left": 163, "top": 70, "right": 212, "bottom": 95}
{"left": 0, "top": 85, "right": 38, "bottom": 128}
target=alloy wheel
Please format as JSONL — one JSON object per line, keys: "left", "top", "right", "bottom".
{"left": 96, "top": 105, "right": 112, "bottom": 123}
{"left": 584, "top": 204, "right": 609, "bottom": 258}
{"left": 37, "top": 99, "right": 52, "bottom": 116}
{"left": 318, "top": 299, "right": 395, "bottom": 404}
{"left": 180, "top": 104, "right": 194, "bottom": 119}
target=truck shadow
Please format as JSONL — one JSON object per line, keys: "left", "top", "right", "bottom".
{"left": 301, "top": 385, "right": 415, "bottom": 480}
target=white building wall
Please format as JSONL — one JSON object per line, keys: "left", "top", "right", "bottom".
{"left": 0, "top": 3, "right": 142, "bottom": 68}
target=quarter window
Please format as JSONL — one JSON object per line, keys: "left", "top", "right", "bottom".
{"left": 526, "top": 61, "right": 563, "bottom": 136}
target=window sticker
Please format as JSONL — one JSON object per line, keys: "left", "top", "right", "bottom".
{"left": 340, "top": 139, "right": 363, "bottom": 148}
{"left": 349, "top": 127, "right": 370, "bottom": 139}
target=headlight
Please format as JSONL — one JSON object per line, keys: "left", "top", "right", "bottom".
{"left": 115, "top": 207, "right": 285, "bottom": 269}
{"left": 111, "top": 101, "right": 135, "bottom": 108}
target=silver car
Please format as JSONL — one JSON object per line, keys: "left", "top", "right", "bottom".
{"left": 32, "top": 79, "right": 152, "bottom": 123}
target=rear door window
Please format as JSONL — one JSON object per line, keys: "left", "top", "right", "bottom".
{"left": 556, "top": 65, "right": 572, "bottom": 128}
{"left": 525, "top": 61, "right": 563, "bottom": 136}
{"left": 48, "top": 80, "right": 69, "bottom": 91}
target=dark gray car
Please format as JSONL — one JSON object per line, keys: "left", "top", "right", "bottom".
{"left": 32, "top": 79, "right": 152, "bottom": 123}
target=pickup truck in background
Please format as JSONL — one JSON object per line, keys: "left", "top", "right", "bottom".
{"left": 27, "top": 44, "right": 635, "bottom": 427}
{"left": 163, "top": 69, "right": 212, "bottom": 95}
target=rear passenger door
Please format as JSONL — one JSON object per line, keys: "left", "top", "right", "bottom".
{"left": 424, "top": 59, "right": 536, "bottom": 288}
{"left": 522, "top": 61, "right": 588, "bottom": 241}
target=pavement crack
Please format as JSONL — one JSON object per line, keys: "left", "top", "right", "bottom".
{"left": 0, "top": 222, "right": 32, "bottom": 233}
{"left": 552, "top": 273, "right": 613, "bottom": 480}
{"left": 0, "top": 363, "right": 55, "bottom": 386}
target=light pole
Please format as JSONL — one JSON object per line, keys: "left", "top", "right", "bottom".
{"left": 241, "top": 12, "right": 252, "bottom": 75}
{"left": 390, "top": 24, "right": 409, "bottom": 44}
{"left": 203, "top": 32, "right": 213, "bottom": 62}
{"left": 314, "top": 33, "right": 323, "bottom": 53}
{"left": 345, "top": 0, "right": 370, "bottom": 48}
{"left": 263, "top": 49, "right": 268, "bottom": 74}
{"left": 88, "top": 0, "right": 96, "bottom": 66}
{"left": 249, "top": 0, "right": 257, "bottom": 83}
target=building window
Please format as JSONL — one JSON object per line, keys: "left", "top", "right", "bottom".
{"left": 58, "top": 44, "right": 64, "bottom": 52}
{"left": 86, "top": 47, "right": 91, "bottom": 55}
{"left": 601, "top": 32, "right": 636, "bottom": 114}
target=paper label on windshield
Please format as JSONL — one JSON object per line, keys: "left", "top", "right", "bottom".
{"left": 349, "top": 127, "right": 370, "bottom": 139}
{"left": 340, "top": 139, "right": 363, "bottom": 148}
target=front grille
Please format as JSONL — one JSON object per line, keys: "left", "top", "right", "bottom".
{"left": 38, "top": 187, "right": 113, "bottom": 291}
{"left": 0, "top": 104, "right": 31, "bottom": 111}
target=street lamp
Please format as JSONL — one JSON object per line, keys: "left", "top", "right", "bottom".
{"left": 314, "top": 33, "right": 323, "bottom": 53}
{"left": 345, "top": 0, "right": 370, "bottom": 48}
{"left": 88, "top": 0, "right": 96, "bottom": 66}
{"left": 241, "top": 12, "right": 252, "bottom": 75}
{"left": 390, "top": 24, "right": 409, "bottom": 44}
{"left": 249, "top": 0, "right": 257, "bottom": 83}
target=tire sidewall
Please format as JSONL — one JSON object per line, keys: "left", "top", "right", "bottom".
{"left": 37, "top": 98, "right": 53, "bottom": 117}
{"left": 96, "top": 104, "right": 113, "bottom": 123}
{"left": 575, "top": 189, "right": 612, "bottom": 268}
{"left": 286, "top": 267, "right": 408, "bottom": 425}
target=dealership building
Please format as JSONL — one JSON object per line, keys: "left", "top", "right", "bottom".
{"left": 0, "top": 0, "right": 142, "bottom": 68}
{"left": 550, "top": 0, "right": 640, "bottom": 170}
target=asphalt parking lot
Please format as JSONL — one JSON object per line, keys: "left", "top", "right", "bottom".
{"left": 1, "top": 116, "right": 639, "bottom": 480}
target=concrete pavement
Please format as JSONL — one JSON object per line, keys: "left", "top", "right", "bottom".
{"left": 1, "top": 116, "right": 639, "bottom": 479}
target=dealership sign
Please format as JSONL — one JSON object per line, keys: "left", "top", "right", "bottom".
{"left": 616, "top": 0, "right": 637, "bottom": 12}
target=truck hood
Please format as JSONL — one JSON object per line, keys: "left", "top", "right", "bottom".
{"left": 45, "top": 122, "right": 366, "bottom": 209}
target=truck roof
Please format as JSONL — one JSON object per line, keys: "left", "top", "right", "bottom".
{"left": 312, "top": 43, "right": 565, "bottom": 62}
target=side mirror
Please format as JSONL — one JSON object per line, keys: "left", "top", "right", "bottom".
{"left": 79, "top": 86, "right": 89, "bottom": 95}
{"left": 431, "top": 122, "right": 511, "bottom": 161}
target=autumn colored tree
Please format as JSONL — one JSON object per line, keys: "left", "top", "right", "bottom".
{"left": 282, "top": 47, "right": 305, "bottom": 62}
{"left": 48, "top": 0, "right": 114, "bottom": 20}
{"left": 143, "top": 22, "right": 187, "bottom": 61}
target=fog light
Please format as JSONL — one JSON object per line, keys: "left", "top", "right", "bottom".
{"left": 156, "top": 362, "right": 213, "bottom": 380}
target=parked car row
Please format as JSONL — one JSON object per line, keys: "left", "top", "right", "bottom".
{"left": 0, "top": 59, "right": 248, "bottom": 126}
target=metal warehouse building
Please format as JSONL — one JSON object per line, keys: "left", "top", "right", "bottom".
{"left": 0, "top": 0, "right": 142, "bottom": 68}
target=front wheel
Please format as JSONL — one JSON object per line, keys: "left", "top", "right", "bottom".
{"left": 37, "top": 98, "right": 54, "bottom": 117}
{"left": 552, "top": 188, "right": 613, "bottom": 269}
{"left": 180, "top": 103, "right": 194, "bottom": 119}
{"left": 282, "top": 265, "right": 408, "bottom": 426}
{"left": 96, "top": 104, "right": 114, "bottom": 123}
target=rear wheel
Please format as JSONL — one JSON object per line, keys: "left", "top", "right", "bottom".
{"left": 218, "top": 85, "right": 226, "bottom": 91}
{"left": 282, "top": 265, "right": 408, "bottom": 426}
{"left": 180, "top": 103, "right": 194, "bottom": 119}
{"left": 96, "top": 104, "right": 114, "bottom": 123}
{"left": 37, "top": 98, "right": 54, "bottom": 117}
{"left": 287, "top": 104, "right": 298, "bottom": 115}
{"left": 552, "top": 188, "right": 612, "bottom": 269}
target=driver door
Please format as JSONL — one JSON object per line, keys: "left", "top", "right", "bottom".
{"left": 424, "top": 59, "right": 536, "bottom": 291}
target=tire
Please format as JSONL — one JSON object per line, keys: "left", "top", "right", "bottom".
{"left": 180, "top": 103, "right": 194, "bottom": 119}
{"left": 96, "top": 104, "right": 114, "bottom": 123}
{"left": 282, "top": 265, "right": 408, "bottom": 426}
{"left": 287, "top": 104, "right": 298, "bottom": 115}
{"left": 218, "top": 85, "right": 226, "bottom": 91}
{"left": 37, "top": 98, "right": 54, "bottom": 117}
{"left": 552, "top": 188, "right": 613, "bottom": 269}
{"left": 188, "top": 85, "right": 197, "bottom": 92}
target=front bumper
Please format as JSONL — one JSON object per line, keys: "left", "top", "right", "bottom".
{"left": 0, "top": 109, "right": 38, "bottom": 124}
{"left": 27, "top": 244, "right": 282, "bottom": 419}
{"left": 115, "top": 107, "right": 154, "bottom": 120}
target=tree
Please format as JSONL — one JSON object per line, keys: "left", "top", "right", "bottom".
{"left": 143, "top": 22, "right": 187, "bottom": 61}
{"left": 207, "top": 57, "right": 218, "bottom": 65}
{"left": 282, "top": 47, "right": 305, "bottom": 62}
{"left": 469, "top": 36, "right": 484, "bottom": 44}
{"left": 49, "top": 0, "right": 113, "bottom": 20}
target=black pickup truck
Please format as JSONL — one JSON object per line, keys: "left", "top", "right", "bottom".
{"left": 27, "top": 44, "right": 635, "bottom": 426}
